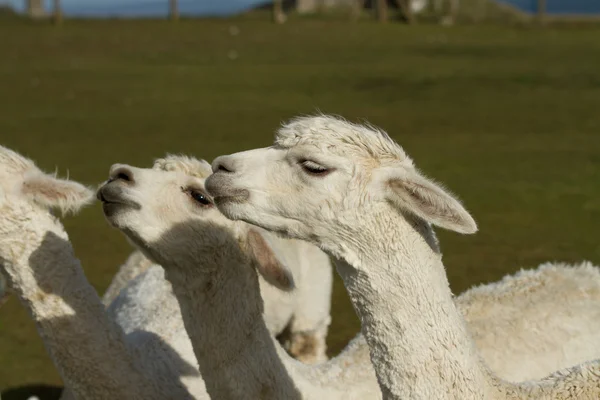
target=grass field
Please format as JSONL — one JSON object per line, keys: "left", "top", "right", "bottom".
{"left": 1, "top": 12, "right": 600, "bottom": 394}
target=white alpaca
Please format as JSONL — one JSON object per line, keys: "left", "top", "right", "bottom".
{"left": 98, "top": 156, "right": 334, "bottom": 364}
{"left": 0, "top": 145, "right": 173, "bottom": 400}
{"left": 206, "top": 114, "right": 600, "bottom": 399}
{"left": 457, "top": 261, "right": 600, "bottom": 383}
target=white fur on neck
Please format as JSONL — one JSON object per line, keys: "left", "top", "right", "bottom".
{"left": 145, "top": 222, "right": 381, "bottom": 400}
{"left": 326, "top": 205, "right": 492, "bottom": 399}
{"left": 1, "top": 212, "right": 163, "bottom": 400}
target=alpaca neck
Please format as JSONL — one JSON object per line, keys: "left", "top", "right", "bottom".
{"left": 156, "top": 233, "right": 301, "bottom": 400}
{"left": 326, "top": 207, "right": 493, "bottom": 399}
{"left": 1, "top": 218, "right": 156, "bottom": 400}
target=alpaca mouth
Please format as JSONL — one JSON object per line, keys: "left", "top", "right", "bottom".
{"left": 205, "top": 174, "right": 249, "bottom": 204}
{"left": 212, "top": 189, "right": 250, "bottom": 205}
{"left": 97, "top": 184, "right": 140, "bottom": 216}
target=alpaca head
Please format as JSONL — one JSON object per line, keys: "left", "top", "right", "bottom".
{"left": 0, "top": 145, "right": 94, "bottom": 303}
{"left": 96, "top": 155, "right": 294, "bottom": 291}
{"left": 206, "top": 115, "right": 477, "bottom": 253}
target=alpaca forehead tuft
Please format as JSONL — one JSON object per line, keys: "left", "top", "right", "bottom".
{"left": 152, "top": 154, "right": 212, "bottom": 179}
{"left": 275, "top": 115, "right": 414, "bottom": 166}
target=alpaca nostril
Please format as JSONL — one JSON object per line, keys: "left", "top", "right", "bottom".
{"left": 218, "top": 164, "right": 232, "bottom": 173}
{"left": 110, "top": 167, "right": 135, "bottom": 184}
{"left": 212, "top": 156, "right": 237, "bottom": 174}
{"left": 117, "top": 172, "right": 131, "bottom": 181}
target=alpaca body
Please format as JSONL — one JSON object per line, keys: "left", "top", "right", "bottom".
{"left": 459, "top": 261, "right": 600, "bottom": 383}
{"left": 206, "top": 115, "right": 600, "bottom": 399}
{"left": 101, "top": 250, "right": 154, "bottom": 306}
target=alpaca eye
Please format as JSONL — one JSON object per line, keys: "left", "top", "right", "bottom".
{"left": 189, "top": 190, "right": 211, "bottom": 206}
{"left": 300, "top": 160, "right": 330, "bottom": 176}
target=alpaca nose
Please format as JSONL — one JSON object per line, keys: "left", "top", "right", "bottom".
{"left": 109, "top": 164, "right": 135, "bottom": 184}
{"left": 212, "top": 156, "right": 237, "bottom": 174}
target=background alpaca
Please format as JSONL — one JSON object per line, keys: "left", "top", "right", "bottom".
{"left": 206, "top": 115, "right": 600, "bottom": 398}
{"left": 101, "top": 250, "right": 154, "bottom": 306}
{"left": 457, "top": 260, "right": 600, "bottom": 383}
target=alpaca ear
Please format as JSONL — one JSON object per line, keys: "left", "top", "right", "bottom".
{"left": 246, "top": 228, "right": 295, "bottom": 291}
{"left": 22, "top": 173, "right": 95, "bottom": 215}
{"left": 383, "top": 168, "right": 477, "bottom": 234}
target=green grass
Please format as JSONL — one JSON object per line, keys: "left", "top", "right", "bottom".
{"left": 1, "top": 13, "right": 600, "bottom": 392}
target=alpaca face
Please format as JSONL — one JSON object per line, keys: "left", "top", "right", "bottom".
{"left": 97, "top": 155, "right": 295, "bottom": 290}
{"left": 206, "top": 115, "right": 477, "bottom": 250}
{"left": 206, "top": 145, "right": 363, "bottom": 241}
{"left": 97, "top": 157, "right": 234, "bottom": 252}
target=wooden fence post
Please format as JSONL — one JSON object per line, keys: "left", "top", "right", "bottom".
{"left": 537, "top": 0, "right": 546, "bottom": 24}
{"left": 447, "top": 0, "right": 459, "bottom": 24}
{"left": 53, "top": 0, "right": 62, "bottom": 25}
{"left": 273, "top": 0, "right": 286, "bottom": 23}
{"left": 376, "top": 0, "right": 388, "bottom": 22}
{"left": 396, "top": 0, "right": 415, "bottom": 24}
{"left": 169, "top": 0, "right": 179, "bottom": 20}
{"left": 350, "top": 0, "right": 366, "bottom": 20}
{"left": 27, "top": 0, "right": 46, "bottom": 18}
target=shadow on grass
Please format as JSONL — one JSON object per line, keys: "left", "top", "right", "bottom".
{"left": 1, "top": 384, "right": 63, "bottom": 400}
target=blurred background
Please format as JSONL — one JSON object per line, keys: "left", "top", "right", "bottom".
{"left": 1, "top": 0, "right": 600, "bottom": 398}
